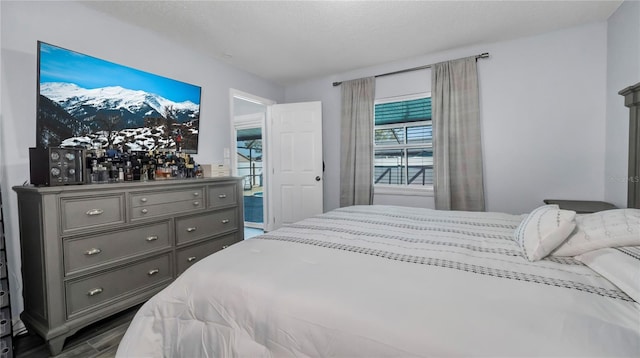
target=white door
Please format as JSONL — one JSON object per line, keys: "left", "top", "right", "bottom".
{"left": 267, "top": 101, "right": 323, "bottom": 231}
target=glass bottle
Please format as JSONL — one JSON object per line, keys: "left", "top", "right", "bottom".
{"left": 124, "top": 161, "right": 133, "bottom": 181}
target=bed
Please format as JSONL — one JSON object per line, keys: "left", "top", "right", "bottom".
{"left": 116, "top": 205, "right": 640, "bottom": 357}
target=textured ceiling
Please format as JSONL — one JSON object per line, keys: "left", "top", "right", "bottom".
{"left": 79, "top": 0, "right": 622, "bottom": 85}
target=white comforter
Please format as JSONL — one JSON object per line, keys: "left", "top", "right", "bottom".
{"left": 116, "top": 205, "right": 640, "bottom": 357}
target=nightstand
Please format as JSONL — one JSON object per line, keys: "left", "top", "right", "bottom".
{"left": 542, "top": 199, "right": 617, "bottom": 213}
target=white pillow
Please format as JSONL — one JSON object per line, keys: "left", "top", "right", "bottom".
{"left": 576, "top": 246, "right": 640, "bottom": 303}
{"left": 552, "top": 209, "right": 640, "bottom": 257}
{"left": 515, "top": 205, "right": 576, "bottom": 261}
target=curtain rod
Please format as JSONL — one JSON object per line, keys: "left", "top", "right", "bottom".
{"left": 332, "top": 52, "right": 490, "bottom": 87}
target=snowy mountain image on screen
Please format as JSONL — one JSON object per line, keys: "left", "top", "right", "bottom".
{"left": 37, "top": 82, "right": 200, "bottom": 152}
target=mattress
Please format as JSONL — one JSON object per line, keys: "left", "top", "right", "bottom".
{"left": 116, "top": 205, "right": 640, "bottom": 357}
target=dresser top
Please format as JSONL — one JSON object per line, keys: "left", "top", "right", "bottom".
{"left": 13, "top": 177, "right": 241, "bottom": 194}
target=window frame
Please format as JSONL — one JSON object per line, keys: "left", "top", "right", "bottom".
{"left": 373, "top": 92, "right": 434, "bottom": 196}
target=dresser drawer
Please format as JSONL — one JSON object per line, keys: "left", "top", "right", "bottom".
{"left": 175, "top": 208, "right": 237, "bottom": 245}
{"left": 63, "top": 221, "right": 171, "bottom": 275}
{"left": 65, "top": 254, "right": 171, "bottom": 318}
{"left": 208, "top": 183, "right": 238, "bottom": 209}
{"left": 0, "top": 336, "right": 13, "bottom": 358}
{"left": 130, "top": 187, "right": 205, "bottom": 220}
{"left": 131, "top": 199, "right": 205, "bottom": 220}
{"left": 176, "top": 233, "right": 239, "bottom": 275}
{"left": 130, "top": 187, "right": 204, "bottom": 208}
{"left": 61, "top": 194, "right": 125, "bottom": 232}
{"left": 0, "top": 252, "right": 5, "bottom": 280}
{"left": 0, "top": 307, "right": 9, "bottom": 337}
{"left": 0, "top": 279, "right": 8, "bottom": 309}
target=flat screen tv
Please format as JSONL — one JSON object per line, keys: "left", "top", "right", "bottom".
{"left": 37, "top": 41, "right": 201, "bottom": 153}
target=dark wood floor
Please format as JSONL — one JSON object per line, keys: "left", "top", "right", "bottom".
{"left": 14, "top": 304, "right": 140, "bottom": 358}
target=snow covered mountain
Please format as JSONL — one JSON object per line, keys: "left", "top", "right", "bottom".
{"left": 37, "top": 82, "right": 200, "bottom": 152}
{"left": 40, "top": 82, "right": 199, "bottom": 126}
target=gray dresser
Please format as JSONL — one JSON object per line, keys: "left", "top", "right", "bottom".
{"left": 13, "top": 177, "right": 243, "bottom": 355}
{"left": 0, "top": 189, "right": 13, "bottom": 358}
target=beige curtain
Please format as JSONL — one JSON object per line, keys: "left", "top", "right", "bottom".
{"left": 432, "top": 57, "right": 485, "bottom": 211}
{"left": 340, "top": 77, "right": 376, "bottom": 207}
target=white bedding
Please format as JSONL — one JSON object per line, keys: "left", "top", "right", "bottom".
{"left": 116, "top": 205, "right": 640, "bottom": 357}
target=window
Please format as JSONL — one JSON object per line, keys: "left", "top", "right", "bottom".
{"left": 374, "top": 94, "right": 432, "bottom": 188}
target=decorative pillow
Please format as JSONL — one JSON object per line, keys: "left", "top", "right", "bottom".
{"left": 552, "top": 209, "right": 640, "bottom": 257}
{"left": 515, "top": 205, "right": 576, "bottom": 261}
{"left": 576, "top": 246, "right": 640, "bottom": 303}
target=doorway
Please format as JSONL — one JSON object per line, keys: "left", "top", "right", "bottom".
{"left": 236, "top": 126, "right": 263, "bottom": 229}
{"left": 230, "top": 90, "right": 274, "bottom": 236}
{"left": 230, "top": 90, "right": 324, "bottom": 235}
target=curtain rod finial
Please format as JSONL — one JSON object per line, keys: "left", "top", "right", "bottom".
{"left": 332, "top": 81, "right": 342, "bottom": 87}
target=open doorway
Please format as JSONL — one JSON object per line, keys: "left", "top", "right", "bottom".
{"left": 237, "top": 126, "right": 263, "bottom": 228}
{"left": 230, "top": 90, "right": 275, "bottom": 238}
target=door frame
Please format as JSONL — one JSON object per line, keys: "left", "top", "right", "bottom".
{"left": 229, "top": 89, "right": 275, "bottom": 230}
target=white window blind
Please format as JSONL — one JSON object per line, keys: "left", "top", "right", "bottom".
{"left": 374, "top": 94, "right": 432, "bottom": 187}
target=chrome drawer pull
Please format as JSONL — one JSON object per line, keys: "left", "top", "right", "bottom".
{"left": 187, "top": 256, "right": 197, "bottom": 262}
{"left": 146, "top": 236, "right": 158, "bottom": 242}
{"left": 86, "top": 209, "right": 104, "bottom": 216}
{"left": 222, "top": 245, "right": 229, "bottom": 249}
{"left": 193, "top": 192, "right": 199, "bottom": 196}
{"left": 87, "top": 288, "right": 103, "bottom": 296}
{"left": 221, "top": 219, "right": 230, "bottom": 224}
{"left": 187, "top": 227, "right": 197, "bottom": 232}
{"left": 218, "top": 194, "right": 227, "bottom": 199}
{"left": 85, "top": 248, "right": 101, "bottom": 256}
{"left": 148, "top": 269, "right": 159, "bottom": 276}
{"left": 141, "top": 209, "right": 148, "bottom": 214}
{"left": 193, "top": 201, "right": 200, "bottom": 206}
{"left": 140, "top": 197, "right": 148, "bottom": 203}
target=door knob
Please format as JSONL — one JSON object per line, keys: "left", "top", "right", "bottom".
{"left": 315, "top": 176, "right": 321, "bottom": 181}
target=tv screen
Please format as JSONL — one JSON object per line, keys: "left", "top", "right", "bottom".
{"left": 37, "top": 41, "right": 201, "bottom": 153}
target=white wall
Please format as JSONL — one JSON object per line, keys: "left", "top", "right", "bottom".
{"left": 605, "top": 0, "right": 640, "bottom": 208}
{"left": 286, "top": 22, "right": 608, "bottom": 215}
{"left": 0, "top": 0, "right": 284, "bottom": 324}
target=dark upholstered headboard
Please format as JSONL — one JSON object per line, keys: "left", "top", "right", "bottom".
{"left": 619, "top": 82, "right": 640, "bottom": 209}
